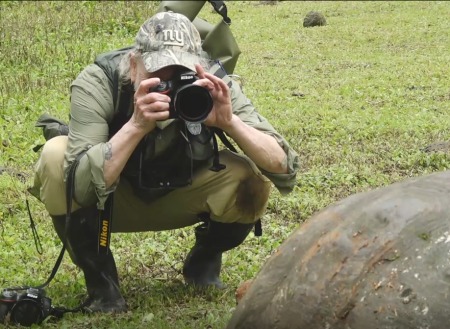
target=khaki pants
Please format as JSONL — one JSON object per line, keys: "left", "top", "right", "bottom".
{"left": 33, "top": 136, "right": 271, "bottom": 232}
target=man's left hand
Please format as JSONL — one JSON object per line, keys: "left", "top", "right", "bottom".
{"left": 194, "top": 64, "right": 234, "bottom": 132}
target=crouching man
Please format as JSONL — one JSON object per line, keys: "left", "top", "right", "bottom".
{"left": 30, "top": 12, "right": 299, "bottom": 312}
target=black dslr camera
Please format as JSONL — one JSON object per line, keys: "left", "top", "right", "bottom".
{"left": 151, "top": 71, "right": 213, "bottom": 123}
{"left": 0, "top": 287, "right": 53, "bottom": 327}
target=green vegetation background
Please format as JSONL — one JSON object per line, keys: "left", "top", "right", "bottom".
{"left": 0, "top": 1, "right": 449, "bottom": 328}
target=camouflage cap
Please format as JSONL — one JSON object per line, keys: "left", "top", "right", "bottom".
{"left": 135, "top": 12, "right": 203, "bottom": 73}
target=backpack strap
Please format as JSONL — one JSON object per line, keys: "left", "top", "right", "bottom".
{"left": 210, "top": 60, "right": 232, "bottom": 87}
{"left": 208, "top": 0, "right": 231, "bottom": 24}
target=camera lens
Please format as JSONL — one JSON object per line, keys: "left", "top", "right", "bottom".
{"left": 11, "top": 300, "right": 44, "bottom": 327}
{"left": 0, "top": 303, "right": 10, "bottom": 324}
{"left": 173, "top": 84, "right": 213, "bottom": 123}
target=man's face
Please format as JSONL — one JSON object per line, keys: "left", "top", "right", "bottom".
{"left": 132, "top": 55, "right": 187, "bottom": 90}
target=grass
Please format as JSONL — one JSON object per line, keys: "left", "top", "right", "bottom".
{"left": 0, "top": 1, "right": 449, "bottom": 328}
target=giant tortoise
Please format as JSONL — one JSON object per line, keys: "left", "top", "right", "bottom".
{"left": 227, "top": 170, "right": 450, "bottom": 329}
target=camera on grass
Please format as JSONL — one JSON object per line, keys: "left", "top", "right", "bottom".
{"left": 0, "top": 287, "right": 53, "bottom": 327}
{"left": 150, "top": 71, "right": 213, "bottom": 123}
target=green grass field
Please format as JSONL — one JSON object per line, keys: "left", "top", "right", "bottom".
{"left": 0, "top": 1, "right": 449, "bottom": 328}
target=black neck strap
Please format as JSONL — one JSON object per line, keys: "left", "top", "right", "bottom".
{"left": 31, "top": 150, "right": 87, "bottom": 290}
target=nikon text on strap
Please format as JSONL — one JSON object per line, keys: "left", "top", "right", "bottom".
{"left": 65, "top": 151, "right": 114, "bottom": 255}
{"left": 98, "top": 194, "right": 113, "bottom": 255}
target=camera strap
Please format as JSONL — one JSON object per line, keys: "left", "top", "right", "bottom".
{"left": 25, "top": 198, "right": 43, "bottom": 255}
{"left": 40, "top": 151, "right": 95, "bottom": 314}
{"left": 29, "top": 151, "right": 86, "bottom": 290}
{"left": 5, "top": 152, "right": 91, "bottom": 324}
{"left": 98, "top": 194, "right": 113, "bottom": 255}
{"left": 64, "top": 150, "right": 113, "bottom": 255}
{"left": 19, "top": 150, "right": 85, "bottom": 291}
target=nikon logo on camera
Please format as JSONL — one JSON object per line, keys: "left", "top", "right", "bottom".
{"left": 100, "top": 220, "right": 109, "bottom": 247}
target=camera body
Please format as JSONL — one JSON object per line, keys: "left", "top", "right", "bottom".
{"left": 151, "top": 71, "right": 213, "bottom": 123}
{"left": 0, "top": 287, "right": 53, "bottom": 327}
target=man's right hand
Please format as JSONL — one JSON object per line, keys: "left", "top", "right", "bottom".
{"left": 131, "top": 77, "right": 172, "bottom": 133}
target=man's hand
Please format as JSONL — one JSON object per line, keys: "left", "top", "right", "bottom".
{"left": 131, "top": 77, "right": 172, "bottom": 133}
{"left": 194, "top": 64, "right": 234, "bottom": 132}
{"left": 194, "top": 64, "right": 288, "bottom": 174}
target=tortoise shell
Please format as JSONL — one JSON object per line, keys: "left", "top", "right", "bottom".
{"left": 227, "top": 170, "right": 450, "bottom": 329}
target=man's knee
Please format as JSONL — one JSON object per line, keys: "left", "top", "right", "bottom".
{"left": 209, "top": 151, "right": 272, "bottom": 224}
{"left": 235, "top": 175, "right": 271, "bottom": 220}
{"left": 38, "top": 136, "right": 67, "bottom": 176}
{"left": 34, "top": 136, "right": 68, "bottom": 215}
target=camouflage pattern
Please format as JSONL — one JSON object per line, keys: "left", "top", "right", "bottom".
{"left": 135, "top": 12, "right": 204, "bottom": 73}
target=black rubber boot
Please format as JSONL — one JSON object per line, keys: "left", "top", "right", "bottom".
{"left": 182, "top": 220, "right": 254, "bottom": 288}
{"left": 51, "top": 206, "right": 127, "bottom": 313}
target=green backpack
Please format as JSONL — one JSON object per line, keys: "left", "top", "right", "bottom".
{"left": 158, "top": 0, "right": 241, "bottom": 74}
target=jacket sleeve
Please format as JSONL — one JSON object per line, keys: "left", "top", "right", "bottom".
{"left": 228, "top": 78, "right": 300, "bottom": 194}
{"left": 65, "top": 64, "right": 119, "bottom": 209}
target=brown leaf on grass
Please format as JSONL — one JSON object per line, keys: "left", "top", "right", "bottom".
{"left": 235, "top": 279, "right": 253, "bottom": 304}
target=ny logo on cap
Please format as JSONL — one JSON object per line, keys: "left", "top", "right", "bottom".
{"left": 162, "top": 30, "right": 184, "bottom": 47}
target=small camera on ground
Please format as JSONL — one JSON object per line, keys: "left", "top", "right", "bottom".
{"left": 150, "top": 71, "right": 213, "bottom": 123}
{"left": 0, "top": 287, "right": 53, "bottom": 327}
